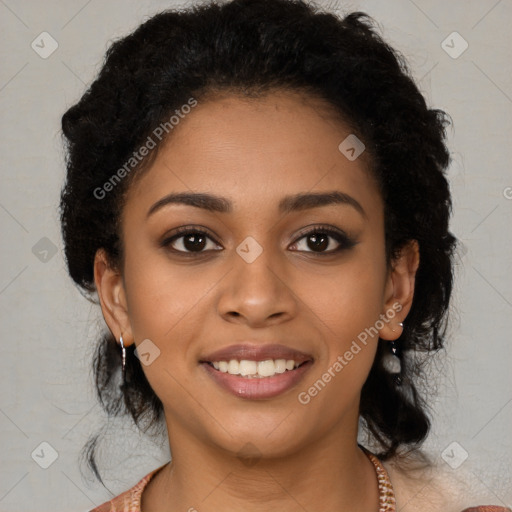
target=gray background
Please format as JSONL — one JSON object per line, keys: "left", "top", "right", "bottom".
{"left": 0, "top": 0, "right": 511, "bottom": 510}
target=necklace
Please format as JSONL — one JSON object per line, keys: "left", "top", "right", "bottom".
{"left": 364, "top": 450, "right": 396, "bottom": 512}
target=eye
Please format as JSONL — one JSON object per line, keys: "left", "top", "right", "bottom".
{"left": 290, "top": 226, "right": 356, "bottom": 254}
{"left": 161, "top": 227, "right": 222, "bottom": 254}
{"left": 160, "top": 225, "right": 356, "bottom": 255}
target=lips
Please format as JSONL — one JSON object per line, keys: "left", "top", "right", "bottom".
{"left": 200, "top": 343, "right": 313, "bottom": 365}
{"left": 199, "top": 343, "right": 314, "bottom": 400}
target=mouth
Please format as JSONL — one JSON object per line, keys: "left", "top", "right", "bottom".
{"left": 199, "top": 344, "right": 314, "bottom": 399}
{"left": 203, "top": 358, "right": 309, "bottom": 378}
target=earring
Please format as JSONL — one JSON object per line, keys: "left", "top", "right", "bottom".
{"left": 391, "top": 321, "right": 404, "bottom": 333}
{"left": 119, "top": 335, "right": 126, "bottom": 383}
{"left": 382, "top": 339, "right": 402, "bottom": 386}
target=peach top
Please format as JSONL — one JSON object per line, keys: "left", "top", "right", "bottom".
{"left": 89, "top": 450, "right": 510, "bottom": 512}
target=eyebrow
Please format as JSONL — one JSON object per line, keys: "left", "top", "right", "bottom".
{"left": 147, "top": 191, "right": 366, "bottom": 219}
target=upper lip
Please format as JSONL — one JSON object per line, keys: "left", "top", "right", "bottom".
{"left": 200, "top": 343, "right": 313, "bottom": 364}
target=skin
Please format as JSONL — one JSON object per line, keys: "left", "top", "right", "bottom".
{"left": 94, "top": 90, "right": 419, "bottom": 512}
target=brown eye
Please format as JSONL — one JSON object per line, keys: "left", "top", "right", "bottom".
{"left": 161, "top": 228, "right": 222, "bottom": 254}
{"left": 305, "top": 233, "right": 330, "bottom": 252}
{"left": 290, "top": 226, "right": 357, "bottom": 254}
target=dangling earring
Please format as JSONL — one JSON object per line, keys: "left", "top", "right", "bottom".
{"left": 119, "top": 335, "right": 126, "bottom": 384}
{"left": 382, "top": 322, "right": 403, "bottom": 385}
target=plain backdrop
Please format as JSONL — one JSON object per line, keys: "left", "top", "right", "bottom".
{"left": 0, "top": 0, "right": 511, "bottom": 510}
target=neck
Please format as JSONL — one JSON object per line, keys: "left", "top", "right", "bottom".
{"left": 143, "top": 420, "right": 380, "bottom": 512}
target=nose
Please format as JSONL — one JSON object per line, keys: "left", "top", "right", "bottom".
{"left": 216, "top": 247, "right": 298, "bottom": 328}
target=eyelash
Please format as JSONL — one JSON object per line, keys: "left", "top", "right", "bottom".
{"left": 160, "top": 224, "right": 357, "bottom": 256}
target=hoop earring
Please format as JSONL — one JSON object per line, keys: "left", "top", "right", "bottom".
{"left": 119, "top": 335, "right": 126, "bottom": 384}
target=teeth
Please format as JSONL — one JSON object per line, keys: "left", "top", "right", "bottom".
{"left": 228, "top": 360, "right": 239, "bottom": 374}
{"left": 274, "top": 359, "right": 287, "bottom": 374}
{"left": 257, "top": 359, "right": 276, "bottom": 377}
{"left": 239, "top": 360, "right": 257, "bottom": 376}
{"left": 210, "top": 359, "right": 302, "bottom": 378}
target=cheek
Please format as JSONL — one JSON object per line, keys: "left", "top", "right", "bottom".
{"left": 303, "top": 253, "right": 386, "bottom": 341}
{"left": 122, "top": 246, "right": 212, "bottom": 350}
{"left": 296, "top": 248, "right": 386, "bottom": 398}
{"left": 121, "top": 251, "right": 212, "bottom": 410}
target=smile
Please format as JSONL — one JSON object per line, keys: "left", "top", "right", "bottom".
{"left": 200, "top": 344, "right": 314, "bottom": 399}
{"left": 209, "top": 358, "right": 303, "bottom": 378}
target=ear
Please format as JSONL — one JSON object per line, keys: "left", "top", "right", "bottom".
{"left": 378, "top": 240, "right": 420, "bottom": 341}
{"left": 94, "top": 248, "right": 134, "bottom": 346}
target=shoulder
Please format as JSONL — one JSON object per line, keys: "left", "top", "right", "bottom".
{"left": 88, "top": 463, "right": 169, "bottom": 512}
{"left": 381, "top": 450, "right": 511, "bottom": 512}
{"left": 459, "top": 508, "right": 512, "bottom": 512}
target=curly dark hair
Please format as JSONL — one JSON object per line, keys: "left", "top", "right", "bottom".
{"left": 59, "top": 0, "right": 456, "bottom": 486}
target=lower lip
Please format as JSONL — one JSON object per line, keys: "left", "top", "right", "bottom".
{"left": 201, "top": 361, "right": 313, "bottom": 400}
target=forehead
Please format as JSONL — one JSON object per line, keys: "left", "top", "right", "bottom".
{"left": 124, "top": 90, "right": 381, "bottom": 217}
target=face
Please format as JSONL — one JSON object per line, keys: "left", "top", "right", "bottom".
{"left": 95, "top": 90, "right": 416, "bottom": 460}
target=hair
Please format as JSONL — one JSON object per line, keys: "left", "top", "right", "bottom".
{"left": 59, "top": 0, "right": 457, "bottom": 486}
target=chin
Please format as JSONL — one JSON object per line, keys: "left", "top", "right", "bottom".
{"left": 204, "top": 411, "right": 315, "bottom": 461}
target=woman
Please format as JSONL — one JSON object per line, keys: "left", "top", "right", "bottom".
{"left": 59, "top": 0, "right": 510, "bottom": 510}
